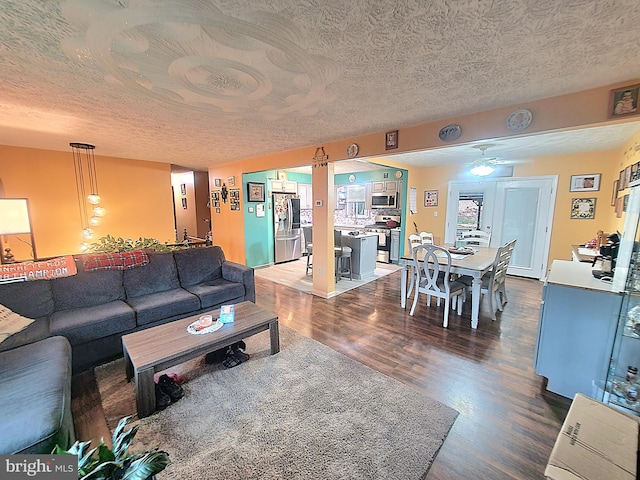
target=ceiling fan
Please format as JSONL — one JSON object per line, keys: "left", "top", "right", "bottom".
{"left": 467, "top": 144, "right": 526, "bottom": 177}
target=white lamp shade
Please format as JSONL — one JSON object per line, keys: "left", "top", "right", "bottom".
{"left": 470, "top": 163, "right": 495, "bottom": 177}
{"left": 0, "top": 199, "right": 32, "bottom": 234}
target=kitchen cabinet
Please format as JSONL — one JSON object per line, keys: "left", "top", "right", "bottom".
{"left": 336, "top": 186, "right": 347, "bottom": 210}
{"left": 534, "top": 260, "right": 622, "bottom": 399}
{"left": 271, "top": 179, "right": 297, "bottom": 193}
{"left": 298, "top": 184, "right": 312, "bottom": 209}
{"left": 371, "top": 181, "right": 397, "bottom": 193}
{"left": 341, "top": 233, "right": 378, "bottom": 279}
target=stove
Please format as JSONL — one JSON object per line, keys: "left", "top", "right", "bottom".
{"left": 365, "top": 215, "right": 401, "bottom": 262}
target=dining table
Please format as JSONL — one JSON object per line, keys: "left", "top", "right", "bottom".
{"left": 398, "top": 246, "right": 499, "bottom": 329}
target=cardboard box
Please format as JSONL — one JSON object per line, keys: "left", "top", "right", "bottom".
{"left": 545, "top": 393, "right": 638, "bottom": 480}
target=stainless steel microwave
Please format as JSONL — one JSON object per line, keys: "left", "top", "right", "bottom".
{"left": 371, "top": 193, "right": 397, "bottom": 209}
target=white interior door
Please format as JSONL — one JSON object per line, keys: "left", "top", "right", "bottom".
{"left": 446, "top": 176, "right": 556, "bottom": 279}
{"left": 445, "top": 182, "right": 495, "bottom": 244}
{"left": 491, "top": 176, "right": 557, "bottom": 279}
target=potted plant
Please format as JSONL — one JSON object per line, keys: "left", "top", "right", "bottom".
{"left": 54, "top": 415, "right": 170, "bottom": 480}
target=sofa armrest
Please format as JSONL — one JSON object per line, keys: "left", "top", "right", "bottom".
{"left": 222, "top": 261, "right": 255, "bottom": 303}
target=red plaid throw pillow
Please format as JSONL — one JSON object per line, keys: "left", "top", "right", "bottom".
{"left": 82, "top": 251, "right": 150, "bottom": 272}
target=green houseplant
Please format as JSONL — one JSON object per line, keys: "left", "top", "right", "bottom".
{"left": 54, "top": 416, "right": 170, "bottom": 480}
{"left": 87, "top": 235, "right": 179, "bottom": 254}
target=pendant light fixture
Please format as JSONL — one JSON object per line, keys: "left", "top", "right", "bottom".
{"left": 70, "top": 142, "right": 105, "bottom": 250}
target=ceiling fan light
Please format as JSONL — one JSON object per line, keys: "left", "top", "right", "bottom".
{"left": 470, "top": 163, "right": 495, "bottom": 177}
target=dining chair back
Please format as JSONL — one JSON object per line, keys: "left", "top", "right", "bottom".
{"left": 461, "top": 230, "right": 491, "bottom": 247}
{"left": 302, "top": 226, "right": 313, "bottom": 275}
{"left": 410, "top": 244, "right": 466, "bottom": 328}
{"left": 459, "top": 239, "right": 516, "bottom": 320}
{"left": 419, "top": 231, "right": 434, "bottom": 245}
{"left": 408, "top": 234, "right": 422, "bottom": 252}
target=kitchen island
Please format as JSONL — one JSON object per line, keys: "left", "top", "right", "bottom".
{"left": 341, "top": 233, "right": 378, "bottom": 279}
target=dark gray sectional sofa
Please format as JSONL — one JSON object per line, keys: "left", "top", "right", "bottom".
{"left": 0, "top": 246, "right": 255, "bottom": 454}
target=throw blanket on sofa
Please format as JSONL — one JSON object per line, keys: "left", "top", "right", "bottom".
{"left": 82, "top": 251, "right": 150, "bottom": 272}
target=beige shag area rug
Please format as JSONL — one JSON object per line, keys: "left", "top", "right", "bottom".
{"left": 95, "top": 326, "right": 457, "bottom": 480}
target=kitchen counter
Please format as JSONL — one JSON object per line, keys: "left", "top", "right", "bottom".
{"left": 341, "top": 234, "right": 378, "bottom": 279}
{"left": 534, "top": 259, "right": 623, "bottom": 399}
{"left": 547, "top": 259, "right": 621, "bottom": 293}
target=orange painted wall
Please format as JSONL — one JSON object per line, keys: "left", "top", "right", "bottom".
{"left": 0, "top": 145, "right": 175, "bottom": 259}
{"left": 209, "top": 80, "right": 640, "bottom": 272}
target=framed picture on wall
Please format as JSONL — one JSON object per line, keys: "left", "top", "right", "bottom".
{"left": 570, "top": 197, "right": 596, "bottom": 219}
{"left": 611, "top": 180, "right": 619, "bottom": 206}
{"left": 569, "top": 174, "right": 600, "bottom": 192}
{"left": 424, "top": 190, "right": 438, "bottom": 207}
{"left": 609, "top": 84, "right": 640, "bottom": 118}
{"left": 247, "top": 182, "right": 265, "bottom": 202}
{"left": 214, "top": 178, "right": 221, "bottom": 187}
{"left": 619, "top": 169, "right": 626, "bottom": 190}
{"left": 385, "top": 130, "right": 398, "bottom": 150}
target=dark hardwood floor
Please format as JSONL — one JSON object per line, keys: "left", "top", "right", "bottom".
{"left": 72, "top": 266, "right": 570, "bottom": 479}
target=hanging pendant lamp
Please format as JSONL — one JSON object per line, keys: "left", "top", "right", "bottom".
{"left": 70, "top": 142, "right": 104, "bottom": 250}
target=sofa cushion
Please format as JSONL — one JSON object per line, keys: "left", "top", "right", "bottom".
{"left": 49, "top": 301, "right": 135, "bottom": 346}
{"left": 126, "top": 288, "right": 200, "bottom": 326}
{"left": 52, "top": 258, "right": 125, "bottom": 311}
{"left": 124, "top": 252, "right": 180, "bottom": 298}
{"left": 0, "top": 279, "right": 54, "bottom": 318}
{"left": 184, "top": 278, "right": 245, "bottom": 309}
{"left": 174, "top": 246, "right": 224, "bottom": 287}
{"left": 0, "top": 336, "right": 74, "bottom": 454}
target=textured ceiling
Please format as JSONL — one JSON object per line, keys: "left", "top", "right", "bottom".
{"left": 1, "top": 0, "right": 640, "bottom": 171}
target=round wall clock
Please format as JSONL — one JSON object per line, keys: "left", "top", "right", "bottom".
{"left": 348, "top": 174, "right": 356, "bottom": 182}
{"left": 506, "top": 109, "right": 532, "bottom": 131}
{"left": 438, "top": 124, "right": 461, "bottom": 142}
{"left": 346, "top": 143, "right": 359, "bottom": 158}
{"left": 394, "top": 170, "right": 403, "bottom": 179}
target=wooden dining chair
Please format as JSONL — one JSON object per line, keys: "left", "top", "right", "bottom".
{"left": 410, "top": 244, "right": 466, "bottom": 328}
{"left": 458, "top": 239, "right": 517, "bottom": 320}
{"left": 461, "top": 230, "right": 491, "bottom": 247}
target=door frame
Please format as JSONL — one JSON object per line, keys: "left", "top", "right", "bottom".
{"left": 445, "top": 176, "right": 557, "bottom": 280}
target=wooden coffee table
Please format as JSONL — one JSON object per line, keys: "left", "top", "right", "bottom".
{"left": 122, "top": 301, "right": 279, "bottom": 418}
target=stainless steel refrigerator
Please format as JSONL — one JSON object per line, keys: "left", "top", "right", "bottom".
{"left": 273, "top": 193, "right": 302, "bottom": 264}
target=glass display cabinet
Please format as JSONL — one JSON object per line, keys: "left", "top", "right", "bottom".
{"left": 600, "top": 187, "right": 640, "bottom": 414}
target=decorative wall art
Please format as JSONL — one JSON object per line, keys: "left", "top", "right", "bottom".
{"left": 569, "top": 174, "right": 601, "bottom": 192}
{"left": 424, "top": 190, "right": 438, "bottom": 207}
{"left": 609, "top": 84, "right": 639, "bottom": 118}
{"left": 214, "top": 178, "right": 221, "bottom": 187}
{"left": 229, "top": 189, "right": 240, "bottom": 211}
{"left": 616, "top": 196, "right": 623, "bottom": 218}
{"left": 625, "top": 165, "right": 632, "bottom": 188}
{"left": 228, "top": 176, "right": 235, "bottom": 187}
{"left": 247, "top": 182, "right": 265, "bottom": 202}
{"left": 624, "top": 194, "right": 630, "bottom": 212}
{"left": 611, "top": 180, "right": 619, "bottom": 206}
{"left": 385, "top": 130, "right": 398, "bottom": 150}
{"left": 211, "top": 190, "right": 221, "bottom": 208}
{"left": 571, "top": 198, "right": 596, "bottom": 219}
{"left": 619, "top": 169, "right": 627, "bottom": 190}
{"left": 506, "top": 109, "right": 533, "bottom": 131}
{"left": 438, "top": 124, "right": 461, "bottom": 142}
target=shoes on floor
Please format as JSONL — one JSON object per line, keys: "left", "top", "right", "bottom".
{"left": 222, "top": 349, "right": 250, "bottom": 369}
{"left": 157, "top": 374, "right": 184, "bottom": 402}
{"left": 205, "top": 340, "right": 247, "bottom": 365}
{"left": 155, "top": 383, "right": 171, "bottom": 411}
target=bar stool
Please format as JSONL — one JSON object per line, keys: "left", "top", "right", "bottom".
{"left": 334, "top": 230, "right": 352, "bottom": 282}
